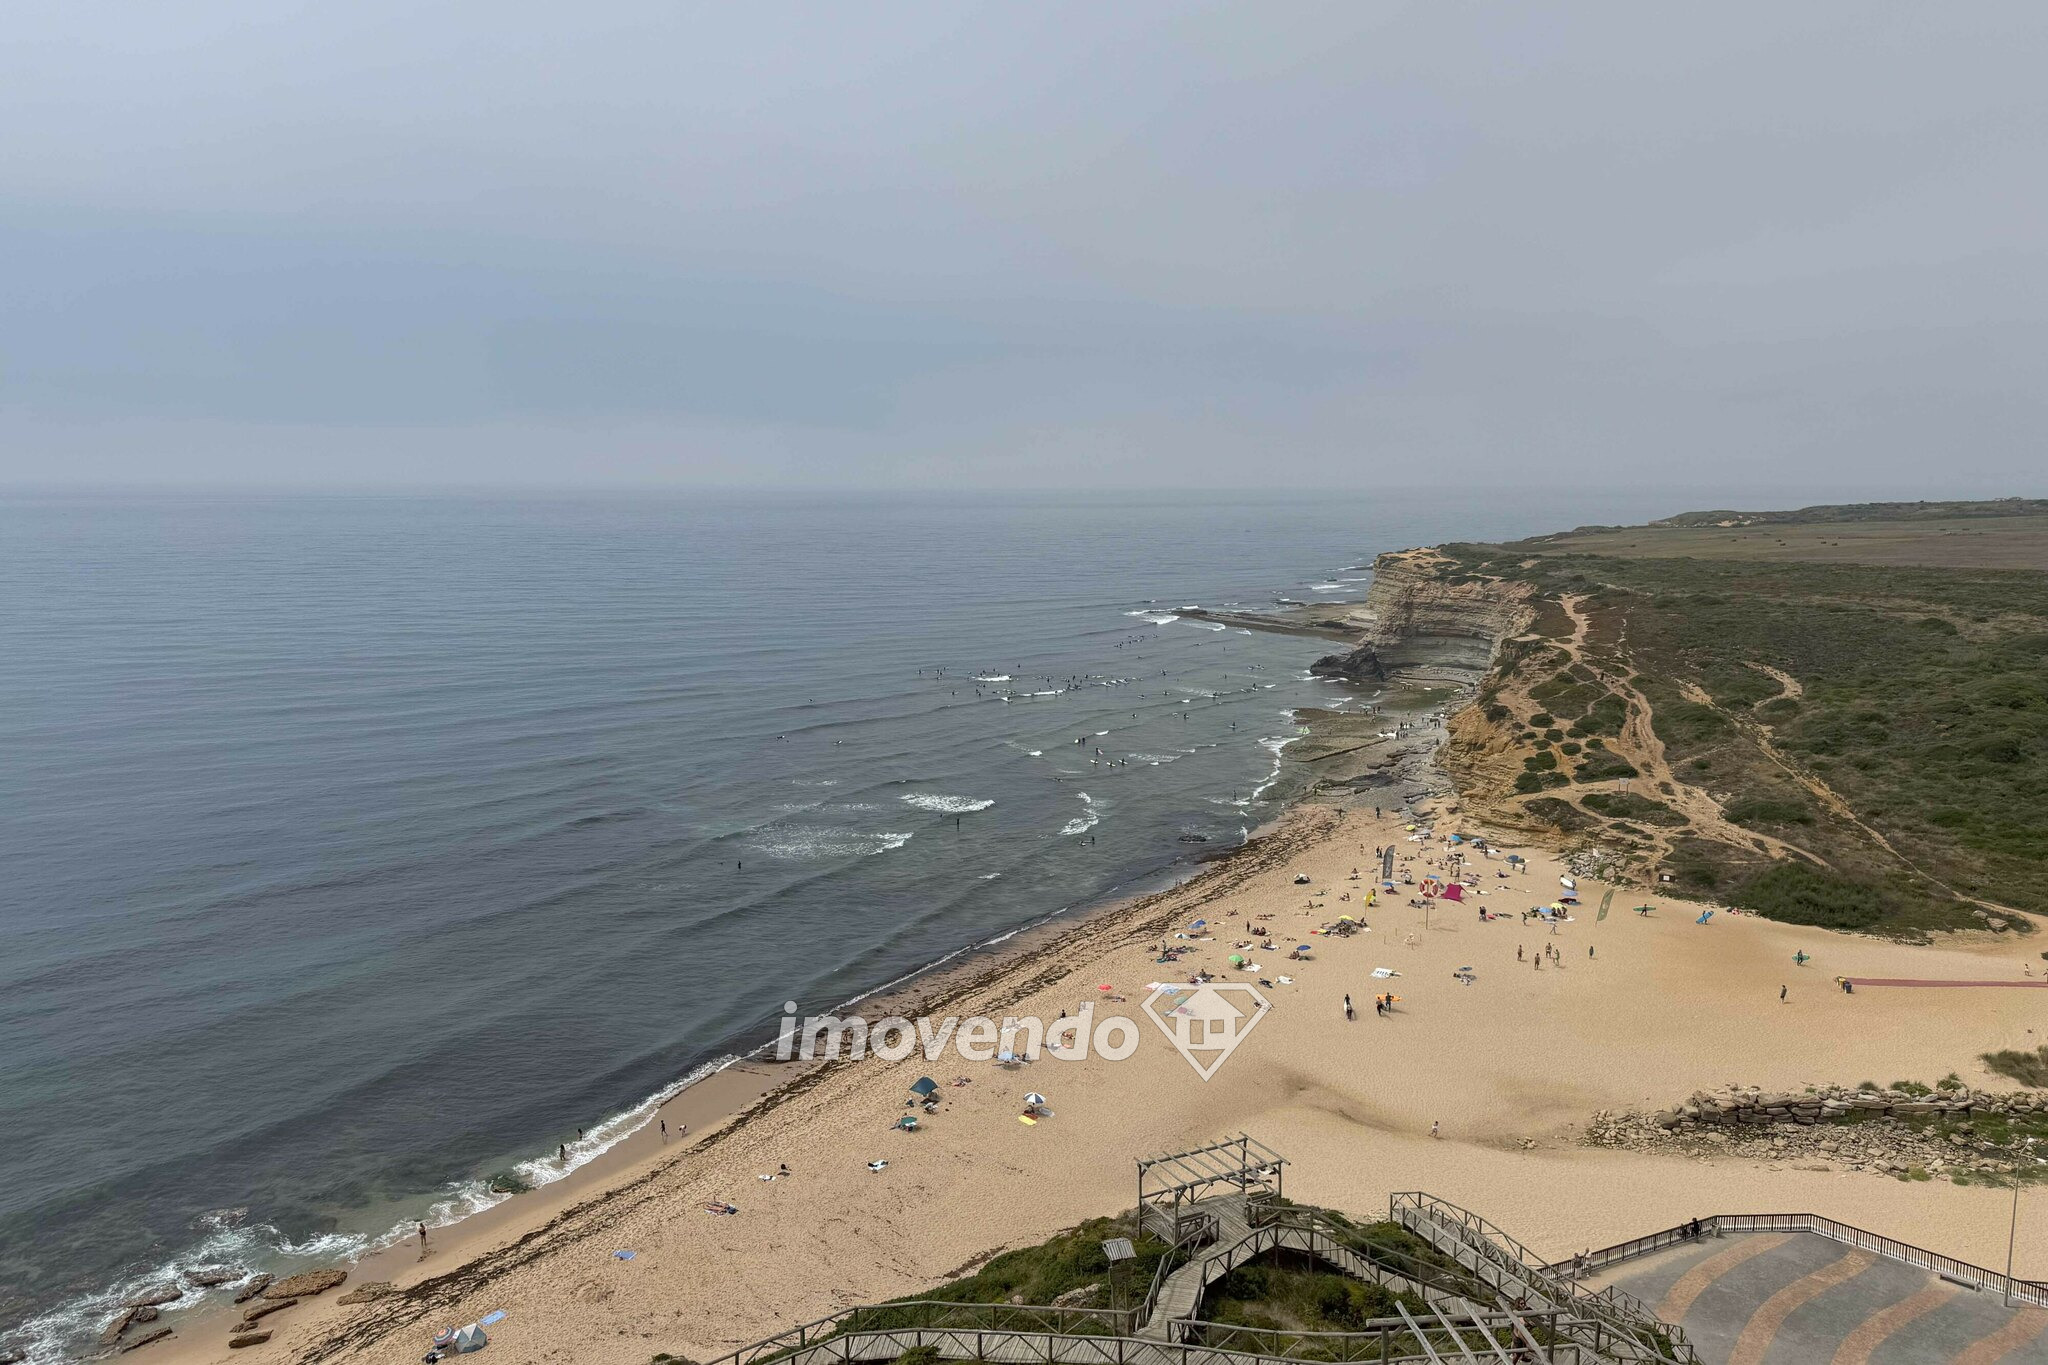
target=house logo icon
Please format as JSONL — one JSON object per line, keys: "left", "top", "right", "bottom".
{"left": 1139, "top": 981, "right": 1271, "bottom": 1080}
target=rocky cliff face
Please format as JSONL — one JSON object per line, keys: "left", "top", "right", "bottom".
{"left": 1358, "top": 548, "right": 1533, "bottom": 677}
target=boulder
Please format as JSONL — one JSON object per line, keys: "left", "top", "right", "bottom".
{"left": 119, "top": 1329, "right": 174, "bottom": 1353}
{"left": 263, "top": 1270, "right": 345, "bottom": 1300}
{"left": 232, "top": 1275, "right": 273, "bottom": 1305}
{"left": 132, "top": 1308, "right": 159, "bottom": 1326}
{"left": 237, "top": 1299, "right": 298, "bottom": 1327}
{"left": 335, "top": 1283, "right": 397, "bottom": 1306}
{"left": 187, "top": 1268, "right": 244, "bottom": 1288}
{"left": 100, "top": 1308, "right": 141, "bottom": 1346}
{"left": 228, "top": 1334, "right": 272, "bottom": 1350}
{"left": 124, "top": 1287, "right": 184, "bottom": 1309}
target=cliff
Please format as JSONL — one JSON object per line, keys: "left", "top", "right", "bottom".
{"left": 1308, "top": 548, "right": 1532, "bottom": 685}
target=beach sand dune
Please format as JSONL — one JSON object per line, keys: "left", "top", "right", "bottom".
{"left": 152, "top": 804, "right": 2048, "bottom": 1365}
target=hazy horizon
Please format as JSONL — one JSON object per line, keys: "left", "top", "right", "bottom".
{"left": 5, "top": 2, "right": 2047, "bottom": 494}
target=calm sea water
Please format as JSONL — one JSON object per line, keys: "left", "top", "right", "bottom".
{"left": 0, "top": 488, "right": 1664, "bottom": 1357}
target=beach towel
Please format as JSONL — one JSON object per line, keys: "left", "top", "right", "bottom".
{"left": 613, "top": 1251, "right": 635, "bottom": 1261}
{"left": 1371, "top": 967, "right": 1398, "bottom": 978}
{"left": 1018, "top": 1115, "right": 1038, "bottom": 1125}
{"left": 478, "top": 1313, "right": 507, "bottom": 1328}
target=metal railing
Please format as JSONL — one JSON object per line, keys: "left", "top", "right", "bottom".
{"left": 1558, "top": 1213, "right": 2048, "bottom": 1309}
{"left": 1391, "top": 1193, "right": 1696, "bottom": 1365}
{"left": 1171, "top": 1307, "right": 1586, "bottom": 1363}
{"left": 699, "top": 1301, "right": 1141, "bottom": 1365}
{"left": 694, "top": 1324, "right": 1581, "bottom": 1365}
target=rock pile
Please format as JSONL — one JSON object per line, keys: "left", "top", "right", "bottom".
{"left": 1585, "top": 1085, "right": 2048, "bottom": 1180}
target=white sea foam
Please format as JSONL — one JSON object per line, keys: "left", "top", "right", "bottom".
{"left": 750, "top": 828, "right": 915, "bottom": 859}
{"left": 1026, "top": 750, "right": 1043, "bottom": 757}
{"left": 1124, "top": 610, "right": 1179, "bottom": 625}
{"left": 1059, "top": 792, "right": 1101, "bottom": 836}
{"left": 1129, "top": 753, "right": 1178, "bottom": 765}
{"left": 974, "top": 675, "right": 1012, "bottom": 682}
{"left": 900, "top": 794, "right": 996, "bottom": 814}
{"left": 10, "top": 1052, "right": 747, "bottom": 1365}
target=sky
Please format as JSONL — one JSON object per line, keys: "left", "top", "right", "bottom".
{"left": 2, "top": 1, "right": 2045, "bottom": 494}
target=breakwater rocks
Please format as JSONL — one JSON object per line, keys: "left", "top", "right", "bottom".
{"left": 1586, "top": 1085, "right": 2048, "bottom": 1180}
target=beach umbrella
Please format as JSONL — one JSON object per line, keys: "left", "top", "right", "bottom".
{"left": 1229, "top": 953, "right": 1245, "bottom": 965}
{"left": 909, "top": 1076, "right": 939, "bottom": 1097}
{"left": 1097, "top": 983, "right": 1113, "bottom": 991}
{"left": 1190, "top": 918, "right": 1207, "bottom": 928}
{"left": 1024, "top": 1092, "right": 1047, "bottom": 1106}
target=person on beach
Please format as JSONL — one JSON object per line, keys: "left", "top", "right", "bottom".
{"left": 1780, "top": 984, "right": 1788, "bottom": 1002}
{"left": 1430, "top": 1120, "right": 1441, "bottom": 1140}
{"left": 1518, "top": 945, "right": 1524, "bottom": 962}
{"left": 418, "top": 1222, "right": 428, "bottom": 1257}
{"left": 559, "top": 1144, "right": 568, "bottom": 1162}
{"left": 660, "top": 1119, "right": 667, "bottom": 1142}
{"left": 1344, "top": 994, "right": 1354, "bottom": 1021}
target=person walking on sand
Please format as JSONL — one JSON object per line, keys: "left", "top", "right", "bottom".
{"left": 660, "top": 1118, "right": 667, "bottom": 1142}
{"left": 1344, "top": 994, "right": 1355, "bottom": 1021}
{"left": 1518, "top": 945, "right": 1524, "bottom": 962}
{"left": 1588, "top": 945, "right": 1595, "bottom": 960}
{"left": 1780, "top": 984, "right": 1788, "bottom": 1003}
{"left": 1430, "top": 1120, "right": 1441, "bottom": 1140}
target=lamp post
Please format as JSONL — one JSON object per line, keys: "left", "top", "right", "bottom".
{"left": 2007, "top": 1183, "right": 2021, "bottom": 1308}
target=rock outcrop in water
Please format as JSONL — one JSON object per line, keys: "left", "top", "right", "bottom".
{"left": 1308, "top": 643, "right": 1386, "bottom": 684}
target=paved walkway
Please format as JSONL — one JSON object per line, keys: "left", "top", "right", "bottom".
{"left": 1586, "top": 1232, "right": 2048, "bottom": 1363}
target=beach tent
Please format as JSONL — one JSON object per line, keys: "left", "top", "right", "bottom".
{"left": 1441, "top": 884, "right": 1464, "bottom": 902}
{"left": 909, "top": 1076, "right": 939, "bottom": 1097}
{"left": 453, "top": 1325, "right": 488, "bottom": 1354}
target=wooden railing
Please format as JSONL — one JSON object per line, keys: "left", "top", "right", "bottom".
{"left": 1557, "top": 1212, "right": 2048, "bottom": 1309}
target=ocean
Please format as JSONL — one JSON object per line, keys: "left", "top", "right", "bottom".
{"left": 0, "top": 488, "right": 1664, "bottom": 1358}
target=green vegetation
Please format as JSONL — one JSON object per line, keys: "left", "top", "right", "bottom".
{"left": 1523, "top": 750, "right": 1557, "bottom": 772}
{"left": 1984, "top": 1045, "right": 2048, "bottom": 1088}
{"left": 1572, "top": 750, "right": 1639, "bottom": 783}
{"left": 1513, "top": 770, "right": 1570, "bottom": 794}
{"left": 1441, "top": 522, "right": 2048, "bottom": 939}
{"left": 1581, "top": 791, "right": 1685, "bottom": 826}
{"left": 1204, "top": 1264, "right": 1421, "bottom": 1332}
{"left": 914, "top": 1216, "right": 1167, "bottom": 1309}
{"left": 1522, "top": 797, "right": 1597, "bottom": 832}
{"left": 1724, "top": 795, "right": 1814, "bottom": 828}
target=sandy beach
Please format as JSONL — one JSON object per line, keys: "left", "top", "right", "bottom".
{"left": 136, "top": 712, "right": 2048, "bottom": 1365}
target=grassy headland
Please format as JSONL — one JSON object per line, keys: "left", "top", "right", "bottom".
{"left": 1431, "top": 503, "right": 2048, "bottom": 939}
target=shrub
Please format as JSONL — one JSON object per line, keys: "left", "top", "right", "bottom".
{"left": 1573, "top": 751, "right": 1639, "bottom": 782}
{"left": 1725, "top": 796, "right": 1814, "bottom": 827}
{"left": 1523, "top": 751, "right": 1557, "bottom": 772}
{"left": 1528, "top": 712, "right": 1554, "bottom": 727}
{"left": 1732, "top": 863, "right": 1905, "bottom": 932}
{"left": 1984, "top": 1045, "right": 2048, "bottom": 1088}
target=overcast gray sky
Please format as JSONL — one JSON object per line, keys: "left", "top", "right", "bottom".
{"left": 3, "top": 2, "right": 2044, "bottom": 492}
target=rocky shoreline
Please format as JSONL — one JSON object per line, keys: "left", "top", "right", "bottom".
{"left": 1587, "top": 1084, "right": 2048, "bottom": 1183}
